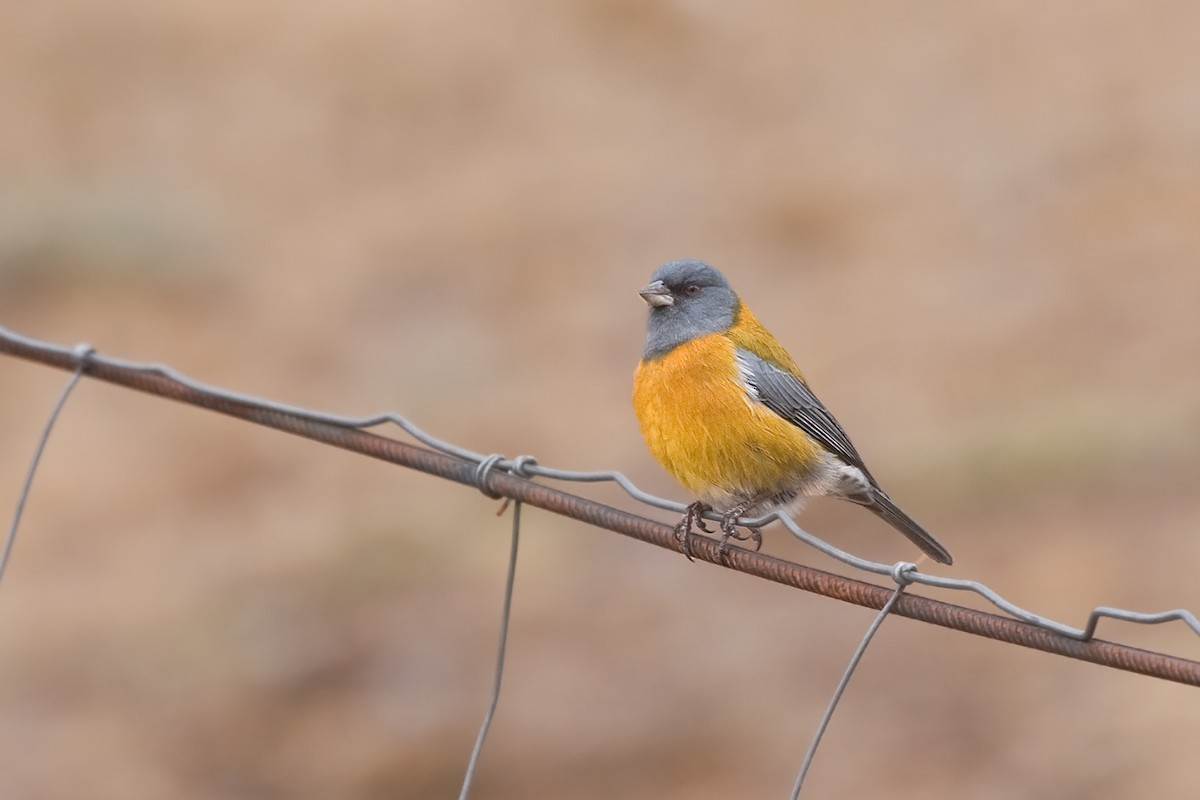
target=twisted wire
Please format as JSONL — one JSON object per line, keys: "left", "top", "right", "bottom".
{"left": 1, "top": 324, "right": 1198, "bottom": 686}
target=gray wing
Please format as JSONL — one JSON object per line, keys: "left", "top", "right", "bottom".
{"left": 736, "top": 348, "right": 876, "bottom": 484}
{"left": 738, "top": 349, "right": 954, "bottom": 565}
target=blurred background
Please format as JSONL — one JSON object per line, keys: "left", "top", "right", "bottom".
{"left": 2, "top": 1, "right": 1199, "bottom": 798}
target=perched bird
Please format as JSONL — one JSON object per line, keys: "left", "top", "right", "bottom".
{"left": 632, "top": 259, "right": 952, "bottom": 565}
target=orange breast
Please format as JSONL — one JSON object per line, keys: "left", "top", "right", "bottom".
{"left": 632, "top": 331, "right": 824, "bottom": 507}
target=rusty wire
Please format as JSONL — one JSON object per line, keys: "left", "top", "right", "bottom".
{"left": 1, "top": 323, "right": 1199, "bottom": 688}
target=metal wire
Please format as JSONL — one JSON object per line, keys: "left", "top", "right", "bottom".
{"left": 0, "top": 343, "right": 91, "bottom": 586}
{"left": 1, "top": 323, "right": 1199, "bottom": 689}
{"left": 791, "top": 569, "right": 911, "bottom": 798}
{"left": 459, "top": 500, "right": 522, "bottom": 799}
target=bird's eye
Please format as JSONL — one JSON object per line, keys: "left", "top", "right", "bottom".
{"left": 683, "top": 284, "right": 700, "bottom": 296}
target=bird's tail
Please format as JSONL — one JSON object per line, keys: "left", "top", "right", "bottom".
{"left": 857, "top": 491, "right": 953, "bottom": 565}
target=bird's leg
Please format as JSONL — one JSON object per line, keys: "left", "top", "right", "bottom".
{"left": 717, "top": 499, "right": 762, "bottom": 554}
{"left": 673, "top": 501, "right": 711, "bottom": 561}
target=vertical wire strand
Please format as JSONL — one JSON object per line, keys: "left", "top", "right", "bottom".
{"left": 459, "top": 500, "right": 522, "bottom": 799}
{"left": 790, "top": 584, "right": 907, "bottom": 798}
{"left": 0, "top": 363, "right": 88, "bottom": 587}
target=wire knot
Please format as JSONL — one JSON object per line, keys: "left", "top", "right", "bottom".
{"left": 509, "top": 455, "right": 538, "bottom": 478}
{"left": 474, "top": 454, "right": 505, "bottom": 500}
{"left": 71, "top": 343, "right": 96, "bottom": 368}
{"left": 889, "top": 561, "right": 918, "bottom": 587}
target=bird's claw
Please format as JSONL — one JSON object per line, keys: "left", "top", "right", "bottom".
{"left": 716, "top": 508, "right": 763, "bottom": 557}
{"left": 747, "top": 526, "right": 763, "bottom": 551}
{"left": 673, "top": 501, "right": 711, "bottom": 562}
{"left": 675, "top": 502, "right": 763, "bottom": 561}
{"left": 672, "top": 519, "right": 695, "bottom": 562}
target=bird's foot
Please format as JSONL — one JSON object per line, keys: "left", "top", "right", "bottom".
{"left": 737, "top": 526, "right": 763, "bottom": 552}
{"left": 716, "top": 507, "right": 762, "bottom": 556}
{"left": 673, "top": 501, "right": 711, "bottom": 561}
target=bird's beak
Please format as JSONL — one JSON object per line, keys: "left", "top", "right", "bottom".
{"left": 638, "top": 280, "right": 673, "bottom": 307}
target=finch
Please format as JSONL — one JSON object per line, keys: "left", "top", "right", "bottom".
{"left": 632, "top": 259, "right": 952, "bottom": 565}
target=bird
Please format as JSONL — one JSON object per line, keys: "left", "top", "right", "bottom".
{"left": 632, "top": 259, "right": 952, "bottom": 565}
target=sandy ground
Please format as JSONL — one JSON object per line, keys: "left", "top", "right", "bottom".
{"left": 2, "top": 2, "right": 1199, "bottom": 798}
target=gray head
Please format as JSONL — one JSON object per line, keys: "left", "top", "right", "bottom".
{"left": 639, "top": 259, "right": 739, "bottom": 359}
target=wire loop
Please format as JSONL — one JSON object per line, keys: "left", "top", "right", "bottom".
{"left": 509, "top": 455, "right": 538, "bottom": 479}
{"left": 890, "top": 561, "right": 918, "bottom": 587}
{"left": 71, "top": 343, "right": 97, "bottom": 366}
{"left": 473, "top": 454, "right": 506, "bottom": 500}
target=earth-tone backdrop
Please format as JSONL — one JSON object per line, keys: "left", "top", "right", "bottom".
{"left": 2, "top": 2, "right": 1199, "bottom": 798}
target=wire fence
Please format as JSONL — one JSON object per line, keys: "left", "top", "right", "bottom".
{"left": 2, "top": 322, "right": 1199, "bottom": 795}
